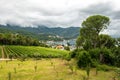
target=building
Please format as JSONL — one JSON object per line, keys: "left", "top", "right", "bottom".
{"left": 56, "top": 45, "right": 64, "bottom": 50}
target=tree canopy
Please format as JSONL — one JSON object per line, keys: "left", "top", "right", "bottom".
{"left": 78, "top": 15, "right": 110, "bottom": 49}
{"left": 0, "top": 33, "right": 47, "bottom": 47}
{"left": 81, "top": 15, "right": 110, "bottom": 36}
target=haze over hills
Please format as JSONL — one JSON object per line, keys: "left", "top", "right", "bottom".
{"left": 0, "top": 24, "right": 80, "bottom": 41}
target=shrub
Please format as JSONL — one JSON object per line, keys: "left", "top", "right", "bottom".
{"left": 89, "top": 48, "right": 114, "bottom": 66}
{"left": 70, "top": 49, "right": 84, "bottom": 58}
{"left": 114, "top": 68, "right": 120, "bottom": 79}
{"left": 64, "top": 46, "right": 70, "bottom": 51}
{"left": 97, "top": 64, "right": 114, "bottom": 71}
{"left": 8, "top": 72, "right": 11, "bottom": 80}
{"left": 70, "top": 49, "right": 78, "bottom": 58}
{"left": 91, "top": 59, "right": 99, "bottom": 67}
{"left": 111, "top": 47, "right": 120, "bottom": 67}
{"left": 89, "top": 48, "right": 100, "bottom": 61}
{"left": 63, "top": 53, "right": 71, "bottom": 61}
{"left": 76, "top": 50, "right": 92, "bottom": 68}
{"left": 99, "top": 48, "right": 114, "bottom": 65}
{"left": 89, "top": 48, "right": 100, "bottom": 67}
{"left": 34, "top": 65, "right": 37, "bottom": 72}
{"left": 14, "top": 67, "right": 16, "bottom": 73}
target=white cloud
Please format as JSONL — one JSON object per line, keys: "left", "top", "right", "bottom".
{"left": 0, "top": 0, "right": 120, "bottom": 37}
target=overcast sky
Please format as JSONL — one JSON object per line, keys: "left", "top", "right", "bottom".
{"left": 0, "top": 0, "right": 120, "bottom": 36}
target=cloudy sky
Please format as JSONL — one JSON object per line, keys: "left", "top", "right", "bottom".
{"left": 0, "top": 0, "right": 120, "bottom": 36}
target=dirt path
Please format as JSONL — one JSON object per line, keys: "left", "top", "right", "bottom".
{"left": 0, "top": 58, "right": 17, "bottom": 61}
{"left": 0, "top": 46, "right": 16, "bottom": 60}
{"left": 0, "top": 46, "right": 4, "bottom": 58}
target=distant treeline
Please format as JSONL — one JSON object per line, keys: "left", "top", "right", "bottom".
{"left": 0, "top": 33, "right": 47, "bottom": 47}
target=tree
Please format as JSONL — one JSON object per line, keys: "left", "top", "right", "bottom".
{"left": 116, "top": 38, "right": 120, "bottom": 47}
{"left": 79, "top": 15, "right": 110, "bottom": 49}
{"left": 0, "top": 33, "right": 46, "bottom": 46}
{"left": 98, "top": 34, "right": 115, "bottom": 48}
{"left": 76, "top": 36, "right": 84, "bottom": 49}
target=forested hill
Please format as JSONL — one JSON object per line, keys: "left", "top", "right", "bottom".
{"left": 0, "top": 24, "right": 80, "bottom": 41}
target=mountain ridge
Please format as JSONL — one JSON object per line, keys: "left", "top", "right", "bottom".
{"left": 0, "top": 24, "right": 80, "bottom": 41}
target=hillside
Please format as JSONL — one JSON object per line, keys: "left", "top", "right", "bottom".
{"left": 0, "top": 24, "right": 80, "bottom": 41}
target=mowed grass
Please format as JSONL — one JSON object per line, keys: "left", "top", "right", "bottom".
{"left": 0, "top": 59, "right": 115, "bottom": 80}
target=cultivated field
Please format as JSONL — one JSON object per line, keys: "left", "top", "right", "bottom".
{"left": 0, "top": 45, "right": 68, "bottom": 59}
{"left": 0, "top": 59, "right": 115, "bottom": 80}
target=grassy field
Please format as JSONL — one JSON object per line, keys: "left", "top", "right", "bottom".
{"left": 0, "top": 59, "right": 115, "bottom": 80}
{"left": 0, "top": 46, "right": 2, "bottom": 57}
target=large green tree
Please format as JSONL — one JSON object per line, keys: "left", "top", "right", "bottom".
{"left": 78, "top": 15, "right": 110, "bottom": 49}
{"left": 116, "top": 38, "right": 120, "bottom": 47}
{"left": 98, "top": 34, "right": 115, "bottom": 48}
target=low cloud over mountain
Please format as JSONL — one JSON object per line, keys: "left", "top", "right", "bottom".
{"left": 0, "top": 0, "right": 120, "bottom": 37}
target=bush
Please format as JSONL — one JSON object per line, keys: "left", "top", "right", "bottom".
{"left": 70, "top": 49, "right": 78, "bottom": 58}
{"left": 97, "top": 64, "right": 115, "bottom": 71}
{"left": 91, "top": 59, "right": 99, "bottom": 67}
{"left": 114, "top": 68, "right": 120, "bottom": 79}
{"left": 111, "top": 47, "right": 120, "bottom": 67}
{"left": 71, "top": 48, "right": 116, "bottom": 68}
{"left": 64, "top": 53, "right": 71, "bottom": 61}
{"left": 89, "top": 48, "right": 100, "bottom": 61}
{"left": 70, "top": 49, "right": 84, "bottom": 58}
{"left": 64, "top": 46, "right": 70, "bottom": 51}
{"left": 89, "top": 48, "right": 114, "bottom": 66}
{"left": 76, "top": 50, "right": 92, "bottom": 68}
{"left": 100, "top": 48, "right": 114, "bottom": 65}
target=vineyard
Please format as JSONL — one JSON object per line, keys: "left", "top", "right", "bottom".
{"left": 0, "top": 45, "right": 69, "bottom": 59}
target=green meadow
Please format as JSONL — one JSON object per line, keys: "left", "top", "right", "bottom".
{"left": 0, "top": 59, "right": 115, "bottom": 80}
